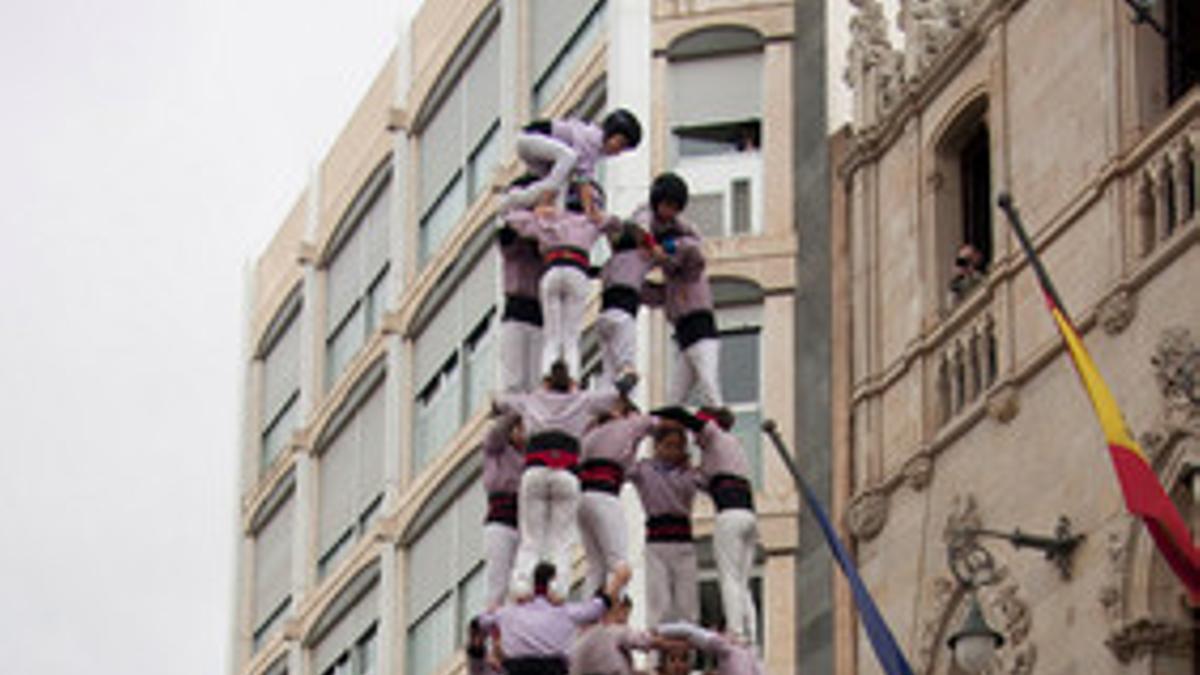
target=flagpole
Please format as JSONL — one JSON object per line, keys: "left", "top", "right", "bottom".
{"left": 762, "top": 420, "right": 916, "bottom": 675}
{"left": 996, "top": 192, "right": 1070, "bottom": 318}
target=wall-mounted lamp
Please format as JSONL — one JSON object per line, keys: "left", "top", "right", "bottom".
{"left": 943, "top": 516, "right": 1085, "bottom": 672}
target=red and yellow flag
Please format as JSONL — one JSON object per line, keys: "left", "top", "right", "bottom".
{"left": 1048, "top": 296, "right": 1200, "bottom": 602}
{"left": 999, "top": 193, "right": 1200, "bottom": 602}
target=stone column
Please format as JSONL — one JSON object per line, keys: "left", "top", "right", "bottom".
{"left": 793, "top": 0, "right": 833, "bottom": 672}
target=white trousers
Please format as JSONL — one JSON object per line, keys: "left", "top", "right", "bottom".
{"left": 540, "top": 267, "right": 590, "bottom": 379}
{"left": 500, "top": 319, "right": 543, "bottom": 392}
{"left": 645, "top": 541, "right": 699, "bottom": 627}
{"left": 595, "top": 308, "right": 637, "bottom": 387}
{"left": 511, "top": 467, "right": 580, "bottom": 599}
{"left": 483, "top": 522, "right": 520, "bottom": 608}
{"left": 668, "top": 337, "right": 723, "bottom": 406}
{"left": 577, "top": 491, "right": 629, "bottom": 597}
{"left": 501, "top": 133, "right": 579, "bottom": 210}
{"left": 714, "top": 508, "right": 758, "bottom": 644}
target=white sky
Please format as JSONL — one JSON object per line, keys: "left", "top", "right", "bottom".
{"left": 0, "top": 1, "right": 403, "bottom": 673}
{"left": 0, "top": 1, "right": 873, "bottom": 672}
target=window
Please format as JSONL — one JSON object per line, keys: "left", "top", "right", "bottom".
{"left": 310, "top": 575, "right": 379, "bottom": 675}
{"left": 412, "top": 245, "right": 498, "bottom": 474}
{"left": 530, "top": 0, "right": 607, "bottom": 113}
{"left": 324, "top": 167, "right": 393, "bottom": 390}
{"left": 259, "top": 290, "right": 303, "bottom": 470}
{"left": 316, "top": 368, "right": 387, "bottom": 579}
{"left": 405, "top": 480, "right": 486, "bottom": 675}
{"left": 251, "top": 480, "right": 295, "bottom": 652}
{"left": 932, "top": 98, "right": 992, "bottom": 309}
{"left": 666, "top": 27, "right": 764, "bottom": 161}
{"left": 417, "top": 12, "right": 501, "bottom": 265}
{"left": 1165, "top": 0, "right": 1199, "bottom": 105}
{"left": 666, "top": 27, "right": 764, "bottom": 237}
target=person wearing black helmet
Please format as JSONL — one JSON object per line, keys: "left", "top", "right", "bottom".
{"left": 503, "top": 108, "right": 642, "bottom": 221}
{"left": 636, "top": 173, "right": 724, "bottom": 407}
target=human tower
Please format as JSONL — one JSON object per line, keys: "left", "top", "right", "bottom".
{"left": 468, "top": 108, "right": 765, "bottom": 675}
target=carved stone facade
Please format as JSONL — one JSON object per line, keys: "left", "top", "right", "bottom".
{"left": 835, "top": 0, "right": 1200, "bottom": 671}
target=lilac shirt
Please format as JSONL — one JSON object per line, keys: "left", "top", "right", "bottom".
{"left": 695, "top": 421, "right": 752, "bottom": 481}
{"left": 580, "top": 414, "right": 658, "bottom": 470}
{"left": 482, "top": 412, "right": 525, "bottom": 494}
{"left": 627, "top": 458, "right": 702, "bottom": 517}
{"left": 500, "top": 231, "right": 544, "bottom": 299}
{"left": 476, "top": 596, "right": 606, "bottom": 658}
{"left": 550, "top": 118, "right": 605, "bottom": 180}
{"left": 656, "top": 622, "right": 764, "bottom": 675}
{"left": 569, "top": 624, "right": 654, "bottom": 675}
{"left": 496, "top": 386, "right": 623, "bottom": 441}
{"left": 602, "top": 245, "right": 657, "bottom": 292}
{"left": 641, "top": 236, "right": 713, "bottom": 322}
{"left": 507, "top": 209, "right": 618, "bottom": 254}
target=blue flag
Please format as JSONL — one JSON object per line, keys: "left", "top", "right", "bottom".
{"left": 763, "top": 423, "right": 914, "bottom": 675}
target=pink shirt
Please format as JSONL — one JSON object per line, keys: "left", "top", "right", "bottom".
{"left": 476, "top": 596, "right": 606, "bottom": 658}
{"left": 496, "top": 386, "right": 623, "bottom": 441}
{"left": 550, "top": 118, "right": 605, "bottom": 180}
{"left": 580, "top": 414, "right": 658, "bottom": 470}
{"left": 627, "top": 458, "right": 702, "bottom": 517}
{"left": 695, "top": 421, "right": 752, "bottom": 481}
{"left": 569, "top": 624, "right": 654, "bottom": 675}
{"left": 482, "top": 412, "right": 525, "bottom": 494}
{"left": 656, "top": 623, "right": 764, "bottom": 675}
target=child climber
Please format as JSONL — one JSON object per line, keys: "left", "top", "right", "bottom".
{"left": 502, "top": 109, "right": 642, "bottom": 220}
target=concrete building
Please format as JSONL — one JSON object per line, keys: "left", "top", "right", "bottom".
{"left": 231, "top": 2, "right": 826, "bottom": 675}
{"left": 835, "top": 0, "right": 1199, "bottom": 673}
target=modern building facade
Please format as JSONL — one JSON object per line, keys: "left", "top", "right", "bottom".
{"left": 836, "top": 0, "right": 1199, "bottom": 673}
{"left": 232, "top": 2, "right": 821, "bottom": 675}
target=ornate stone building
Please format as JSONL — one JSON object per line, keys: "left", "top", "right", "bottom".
{"left": 835, "top": 0, "right": 1199, "bottom": 673}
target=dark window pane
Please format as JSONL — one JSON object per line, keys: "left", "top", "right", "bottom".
{"left": 719, "top": 329, "right": 760, "bottom": 404}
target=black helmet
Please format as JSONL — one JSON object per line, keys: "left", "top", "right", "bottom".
{"left": 601, "top": 108, "right": 642, "bottom": 149}
{"left": 650, "top": 172, "right": 689, "bottom": 211}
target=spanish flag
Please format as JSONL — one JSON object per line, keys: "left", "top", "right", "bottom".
{"left": 998, "top": 193, "right": 1200, "bottom": 602}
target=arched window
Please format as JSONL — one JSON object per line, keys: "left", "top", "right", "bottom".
{"left": 932, "top": 97, "right": 992, "bottom": 309}
{"left": 322, "top": 161, "right": 393, "bottom": 390}
{"left": 314, "top": 362, "right": 387, "bottom": 580}
{"left": 249, "top": 476, "right": 295, "bottom": 653}
{"left": 666, "top": 26, "right": 764, "bottom": 238}
{"left": 257, "top": 285, "right": 303, "bottom": 471}
{"left": 402, "top": 462, "right": 485, "bottom": 675}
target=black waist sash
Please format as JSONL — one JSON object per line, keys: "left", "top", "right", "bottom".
{"left": 503, "top": 294, "right": 544, "bottom": 327}
{"left": 601, "top": 285, "right": 640, "bottom": 316}
{"left": 674, "top": 310, "right": 718, "bottom": 350}
{"left": 709, "top": 474, "right": 755, "bottom": 512}
{"left": 645, "top": 514, "right": 693, "bottom": 543}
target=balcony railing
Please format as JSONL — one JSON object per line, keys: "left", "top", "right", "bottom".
{"left": 935, "top": 300, "right": 998, "bottom": 427}
{"left": 1133, "top": 96, "right": 1199, "bottom": 258}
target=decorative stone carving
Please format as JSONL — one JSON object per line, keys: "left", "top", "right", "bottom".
{"left": 1098, "top": 524, "right": 1132, "bottom": 623}
{"left": 1005, "top": 644, "right": 1037, "bottom": 675}
{"left": 942, "top": 493, "right": 982, "bottom": 543}
{"left": 1106, "top": 617, "right": 1192, "bottom": 663}
{"left": 846, "top": 0, "right": 906, "bottom": 128}
{"left": 846, "top": 490, "right": 890, "bottom": 541}
{"left": 989, "top": 584, "right": 1031, "bottom": 646}
{"left": 902, "top": 450, "right": 935, "bottom": 491}
{"left": 1098, "top": 290, "right": 1137, "bottom": 335}
{"left": 985, "top": 382, "right": 1020, "bottom": 424}
{"left": 1152, "top": 328, "right": 1200, "bottom": 414}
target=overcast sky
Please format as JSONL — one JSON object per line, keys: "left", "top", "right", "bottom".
{"left": 0, "top": 1, "right": 403, "bottom": 673}
{"left": 0, "top": 2, "right": 863, "bottom": 674}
